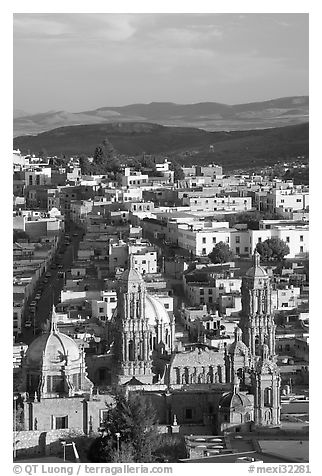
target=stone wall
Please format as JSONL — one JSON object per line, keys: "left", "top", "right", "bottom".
{"left": 14, "top": 429, "right": 90, "bottom": 459}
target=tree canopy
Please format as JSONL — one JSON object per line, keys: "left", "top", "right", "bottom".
{"left": 208, "top": 241, "right": 234, "bottom": 264}
{"left": 87, "top": 387, "right": 160, "bottom": 463}
{"left": 255, "top": 237, "right": 290, "bottom": 262}
{"left": 170, "top": 160, "right": 185, "bottom": 181}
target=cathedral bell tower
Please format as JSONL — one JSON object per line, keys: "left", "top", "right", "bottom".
{"left": 240, "top": 251, "right": 281, "bottom": 426}
{"left": 113, "top": 256, "right": 153, "bottom": 384}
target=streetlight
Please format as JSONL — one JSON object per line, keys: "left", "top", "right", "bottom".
{"left": 115, "top": 432, "right": 121, "bottom": 456}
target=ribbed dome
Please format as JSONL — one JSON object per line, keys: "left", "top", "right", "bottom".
{"left": 228, "top": 339, "right": 249, "bottom": 356}
{"left": 145, "top": 294, "right": 170, "bottom": 325}
{"left": 245, "top": 250, "right": 268, "bottom": 278}
{"left": 119, "top": 258, "right": 145, "bottom": 293}
{"left": 219, "top": 391, "right": 252, "bottom": 410}
{"left": 228, "top": 326, "right": 249, "bottom": 355}
{"left": 25, "top": 307, "right": 81, "bottom": 368}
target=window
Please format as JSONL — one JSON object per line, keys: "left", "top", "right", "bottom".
{"left": 202, "top": 248, "right": 206, "bottom": 255}
{"left": 164, "top": 303, "right": 169, "bottom": 309}
{"left": 286, "top": 237, "right": 290, "bottom": 243}
{"left": 142, "top": 260, "right": 146, "bottom": 264}
{"left": 258, "top": 237, "right": 262, "bottom": 243}
{"left": 54, "top": 416, "right": 68, "bottom": 429}
{"left": 99, "top": 409, "right": 109, "bottom": 424}
{"left": 200, "top": 289, "right": 204, "bottom": 295}
{"left": 281, "top": 199, "right": 284, "bottom": 203}
{"left": 185, "top": 408, "right": 193, "bottom": 419}
{"left": 208, "top": 297, "right": 213, "bottom": 304}
{"left": 236, "top": 236, "right": 240, "bottom": 244}
{"left": 236, "top": 247, "right": 240, "bottom": 254}
{"left": 212, "top": 237, "right": 216, "bottom": 244}
{"left": 244, "top": 247, "right": 249, "bottom": 252}
{"left": 300, "top": 235, "right": 304, "bottom": 242}
{"left": 300, "top": 246, "right": 304, "bottom": 253}
{"left": 202, "top": 237, "right": 206, "bottom": 243}
{"left": 99, "top": 307, "right": 104, "bottom": 313}
{"left": 208, "top": 288, "right": 212, "bottom": 294}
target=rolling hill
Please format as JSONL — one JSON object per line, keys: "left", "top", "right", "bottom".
{"left": 13, "top": 96, "right": 309, "bottom": 137}
{"left": 13, "top": 121, "right": 309, "bottom": 170}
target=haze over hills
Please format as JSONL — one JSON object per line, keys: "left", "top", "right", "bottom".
{"left": 13, "top": 96, "right": 309, "bottom": 137}
{"left": 13, "top": 121, "right": 309, "bottom": 171}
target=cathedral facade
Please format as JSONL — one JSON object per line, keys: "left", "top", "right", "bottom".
{"left": 107, "top": 250, "right": 281, "bottom": 428}
{"left": 19, "top": 251, "right": 280, "bottom": 436}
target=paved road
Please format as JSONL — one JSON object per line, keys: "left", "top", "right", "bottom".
{"left": 20, "top": 225, "right": 83, "bottom": 345}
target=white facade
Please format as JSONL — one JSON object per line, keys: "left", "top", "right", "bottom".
{"left": 185, "top": 277, "right": 241, "bottom": 306}
{"left": 182, "top": 195, "right": 252, "bottom": 213}
{"left": 250, "top": 226, "right": 309, "bottom": 258}
{"left": 271, "top": 286, "right": 301, "bottom": 311}
{"left": 91, "top": 290, "right": 117, "bottom": 322}
{"left": 121, "top": 168, "right": 149, "bottom": 187}
{"left": 177, "top": 224, "right": 231, "bottom": 256}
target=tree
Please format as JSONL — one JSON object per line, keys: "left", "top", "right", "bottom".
{"left": 79, "top": 155, "right": 92, "bottom": 175}
{"left": 208, "top": 241, "right": 234, "bottom": 264}
{"left": 255, "top": 237, "right": 290, "bottom": 262}
{"left": 171, "top": 160, "right": 185, "bottom": 181}
{"left": 92, "top": 137, "right": 120, "bottom": 174}
{"left": 87, "top": 387, "right": 160, "bottom": 463}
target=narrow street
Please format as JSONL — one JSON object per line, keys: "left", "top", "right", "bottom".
{"left": 21, "top": 224, "right": 83, "bottom": 345}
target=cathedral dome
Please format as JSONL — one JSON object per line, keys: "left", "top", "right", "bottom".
{"left": 145, "top": 294, "right": 171, "bottom": 325}
{"left": 245, "top": 250, "right": 268, "bottom": 279}
{"left": 228, "top": 326, "right": 249, "bottom": 356}
{"left": 25, "top": 308, "right": 81, "bottom": 368}
{"left": 219, "top": 391, "right": 252, "bottom": 410}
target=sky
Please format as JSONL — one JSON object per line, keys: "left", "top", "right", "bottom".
{"left": 13, "top": 13, "right": 309, "bottom": 114}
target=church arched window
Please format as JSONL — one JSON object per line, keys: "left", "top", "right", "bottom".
{"left": 129, "top": 340, "right": 134, "bottom": 361}
{"left": 264, "top": 387, "right": 272, "bottom": 407}
{"left": 255, "top": 336, "right": 260, "bottom": 354}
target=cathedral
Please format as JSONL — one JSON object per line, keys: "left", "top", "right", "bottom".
{"left": 20, "top": 251, "right": 281, "bottom": 435}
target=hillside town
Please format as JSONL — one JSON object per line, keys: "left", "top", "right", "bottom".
{"left": 13, "top": 147, "right": 309, "bottom": 463}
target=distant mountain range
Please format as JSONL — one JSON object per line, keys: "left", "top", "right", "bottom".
{"left": 13, "top": 96, "right": 309, "bottom": 137}
{"left": 13, "top": 121, "right": 309, "bottom": 170}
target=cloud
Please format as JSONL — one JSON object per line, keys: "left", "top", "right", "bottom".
{"left": 13, "top": 13, "right": 139, "bottom": 42}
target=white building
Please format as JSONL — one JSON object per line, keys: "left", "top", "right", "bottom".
{"left": 182, "top": 195, "right": 252, "bottom": 213}
{"left": 121, "top": 168, "right": 149, "bottom": 187}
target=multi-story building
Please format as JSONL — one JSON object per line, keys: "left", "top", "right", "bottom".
{"left": 121, "top": 168, "right": 149, "bottom": 187}
{"left": 181, "top": 195, "right": 252, "bottom": 213}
